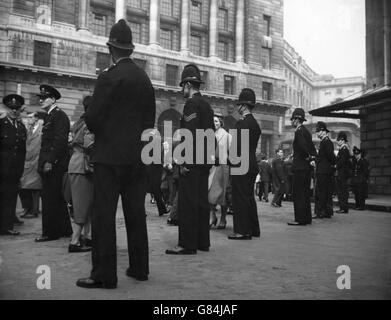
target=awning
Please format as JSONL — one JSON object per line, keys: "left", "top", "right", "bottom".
{"left": 309, "top": 85, "right": 391, "bottom": 119}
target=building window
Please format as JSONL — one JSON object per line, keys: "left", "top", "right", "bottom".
{"left": 96, "top": 52, "right": 111, "bottom": 75}
{"left": 262, "top": 82, "right": 272, "bottom": 100}
{"left": 54, "top": 0, "right": 76, "bottom": 24}
{"left": 160, "top": 28, "right": 173, "bottom": 50}
{"left": 218, "top": 41, "right": 228, "bottom": 61}
{"left": 128, "top": 0, "right": 142, "bottom": 8}
{"left": 325, "top": 91, "right": 331, "bottom": 95}
{"left": 161, "top": 0, "right": 173, "bottom": 16}
{"left": 218, "top": 8, "right": 228, "bottom": 30}
{"left": 166, "top": 64, "right": 178, "bottom": 86}
{"left": 224, "top": 75, "right": 235, "bottom": 95}
{"left": 91, "top": 13, "right": 107, "bottom": 36}
{"left": 263, "top": 15, "right": 271, "bottom": 36}
{"left": 33, "top": 41, "right": 51, "bottom": 67}
{"left": 200, "top": 70, "right": 208, "bottom": 90}
{"left": 337, "top": 88, "right": 343, "bottom": 94}
{"left": 191, "top": 0, "right": 202, "bottom": 24}
{"left": 13, "top": 0, "right": 35, "bottom": 16}
{"left": 129, "top": 22, "right": 141, "bottom": 43}
{"left": 262, "top": 48, "right": 272, "bottom": 69}
{"left": 134, "top": 58, "right": 146, "bottom": 70}
{"left": 190, "top": 34, "right": 201, "bottom": 56}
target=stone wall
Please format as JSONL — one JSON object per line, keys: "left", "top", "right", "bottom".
{"left": 360, "top": 104, "right": 391, "bottom": 195}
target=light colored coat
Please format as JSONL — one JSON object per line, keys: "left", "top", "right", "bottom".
{"left": 20, "top": 123, "right": 42, "bottom": 190}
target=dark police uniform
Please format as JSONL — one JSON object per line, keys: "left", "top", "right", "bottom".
{"left": 292, "top": 124, "right": 316, "bottom": 225}
{"left": 85, "top": 56, "right": 155, "bottom": 285}
{"left": 351, "top": 152, "right": 369, "bottom": 210}
{"left": 231, "top": 113, "right": 261, "bottom": 237}
{"left": 38, "top": 101, "right": 72, "bottom": 240}
{"left": 177, "top": 92, "right": 215, "bottom": 252}
{"left": 0, "top": 95, "right": 26, "bottom": 234}
{"left": 336, "top": 145, "right": 351, "bottom": 213}
{"left": 314, "top": 136, "right": 336, "bottom": 218}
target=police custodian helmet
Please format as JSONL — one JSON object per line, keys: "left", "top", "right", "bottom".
{"left": 179, "top": 64, "right": 204, "bottom": 87}
{"left": 107, "top": 19, "right": 135, "bottom": 50}
{"left": 236, "top": 88, "right": 256, "bottom": 109}
{"left": 3, "top": 94, "right": 24, "bottom": 109}
{"left": 315, "top": 121, "right": 329, "bottom": 133}
{"left": 290, "top": 107, "right": 307, "bottom": 122}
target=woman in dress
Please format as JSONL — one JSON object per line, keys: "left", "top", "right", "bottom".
{"left": 208, "top": 113, "right": 232, "bottom": 229}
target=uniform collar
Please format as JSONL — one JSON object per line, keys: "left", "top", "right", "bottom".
{"left": 296, "top": 123, "right": 303, "bottom": 131}
{"left": 114, "top": 57, "right": 131, "bottom": 65}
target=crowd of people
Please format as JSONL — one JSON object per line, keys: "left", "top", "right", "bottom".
{"left": 0, "top": 19, "right": 370, "bottom": 289}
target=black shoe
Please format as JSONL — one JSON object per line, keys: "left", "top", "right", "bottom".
{"left": 287, "top": 221, "right": 306, "bottom": 226}
{"left": 167, "top": 218, "right": 178, "bottom": 226}
{"left": 336, "top": 209, "right": 349, "bottom": 214}
{"left": 251, "top": 233, "right": 260, "bottom": 238}
{"left": 68, "top": 244, "right": 92, "bottom": 253}
{"left": 0, "top": 229, "right": 20, "bottom": 236}
{"left": 126, "top": 268, "right": 148, "bottom": 281}
{"left": 76, "top": 278, "right": 116, "bottom": 289}
{"left": 35, "top": 236, "right": 60, "bottom": 242}
{"left": 357, "top": 207, "right": 365, "bottom": 211}
{"left": 216, "top": 221, "right": 226, "bottom": 230}
{"left": 228, "top": 233, "right": 252, "bottom": 240}
{"left": 312, "top": 215, "right": 323, "bottom": 219}
{"left": 80, "top": 236, "right": 92, "bottom": 247}
{"left": 165, "top": 246, "right": 197, "bottom": 255}
{"left": 198, "top": 247, "right": 210, "bottom": 252}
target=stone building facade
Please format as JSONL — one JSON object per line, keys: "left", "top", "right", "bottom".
{"left": 310, "top": 0, "right": 391, "bottom": 195}
{"left": 0, "top": 0, "right": 289, "bottom": 157}
{"left": 282, "top": 40, "right": 365, "bottom": 150}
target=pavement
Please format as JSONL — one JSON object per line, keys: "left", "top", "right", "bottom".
{"left": 0, "top": 197, "right": 390, "bottom": 300}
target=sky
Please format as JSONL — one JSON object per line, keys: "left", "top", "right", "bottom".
{"left": 284, "top": 0, "right": 366, "bottom": 78}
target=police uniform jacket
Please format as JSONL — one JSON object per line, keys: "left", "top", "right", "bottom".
{"left": 38, "top": 106, "right": 70, "bottom": 172}
{"left": 233, "top": 114, "right": 261, "bottom": 175}
{"left": 259, "top": 160, "right": 272, "bottom": 182}
{"left": 292, "top": 125, "right": 316, "bottom": 171}
{"left": 180, "top": 92, "right": 214, "bottom": 168}
{"left": 85, "top": 58, "right": 156, "bottom": 166}
{"left": 0, "top": 117, "right": 26, "bottom": 179}
{"left": 351, "top": 157, "right": 369, "bottom": 184}
{"left": 315, "top": 136, "right": 336, "bottom": 175}
{"left": 336, "top": 145, "right": 351, "bottom": 179}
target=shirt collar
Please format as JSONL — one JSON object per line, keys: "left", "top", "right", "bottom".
{"left": 48, "top": 104, "right": 58, "bottom": 115}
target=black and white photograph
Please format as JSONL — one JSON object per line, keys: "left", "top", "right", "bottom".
{"left": 0, "top": 0, "right": 390, "bottom": 307}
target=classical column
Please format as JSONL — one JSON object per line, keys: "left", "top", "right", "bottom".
{"left": 115, "top": 0, "right": 126, "bottom": 22}
{"left": 209, "top": 0, "right": 218, "bottom": 58}
{"left": 180, "top": 0, "right": 190, "bottom": 53}
{"left": 149, "top": 0, "right": 160, "bottom": 46}
{"left": 77, "top": 0, "right": 90, "bottom": 32}
{"left": 235, "top": 0, "right": 245, "bottom": 63}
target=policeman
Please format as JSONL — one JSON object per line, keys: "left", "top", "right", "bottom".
{"left": 77, "top": 19, "right": 156, "bottom": 289}
{"left": 165, "top": 63, "right": 215, "bottom": 254}
{"left": 228, "top": 88, "right": 261, "bottom": 240}
{"left": 35, "top": 85, "right": 72, "bottom": 242}
{"left": 0, "top": 94, "right": 26, "bottom": 235}
{"left": 351, "top": 147, "right": 369, "bottom": 210}
{"left": 288, "top": 108, "right": 316, "bottom": 226}
{"left": 313, "top": 121, "right": 336, "bottom": 219}
{"left": 335, "top": 132, "right": 351, "bottom": 214}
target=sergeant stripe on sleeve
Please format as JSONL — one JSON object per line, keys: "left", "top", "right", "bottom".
{"left": 184, "top": 113, "right": 197, "bottom": 122}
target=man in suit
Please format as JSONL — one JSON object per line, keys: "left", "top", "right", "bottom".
{"left": 288, "top": 108, "right": 316, "bottom": 226}
{"left": 271, "top": 149, "right": 286, "bottom": 208}
{"left": 335, "top": 132, "right": 351, "bottom": 214}
{"left": 35, "top": 85, "right": 72, "bottom": 242}
{"left": 0, "top": 94, "right": 27, "bottom": 235}
{"left": 228, "top": 88, "right": 262, "bottom": 240}
{"left": 77, "top": 20, "right": 156, "bottom": 289}
{"left": 313, "top": 122, "right": 336, "bottom": 219}
{"left": 351, "top": 147, "right": 369, "bottom": 210}
{"left": 166, "top": 64, "right": 215, "bottom": 254}
{"left": 258, "top": 154, "right": 272, "bottom": 202}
